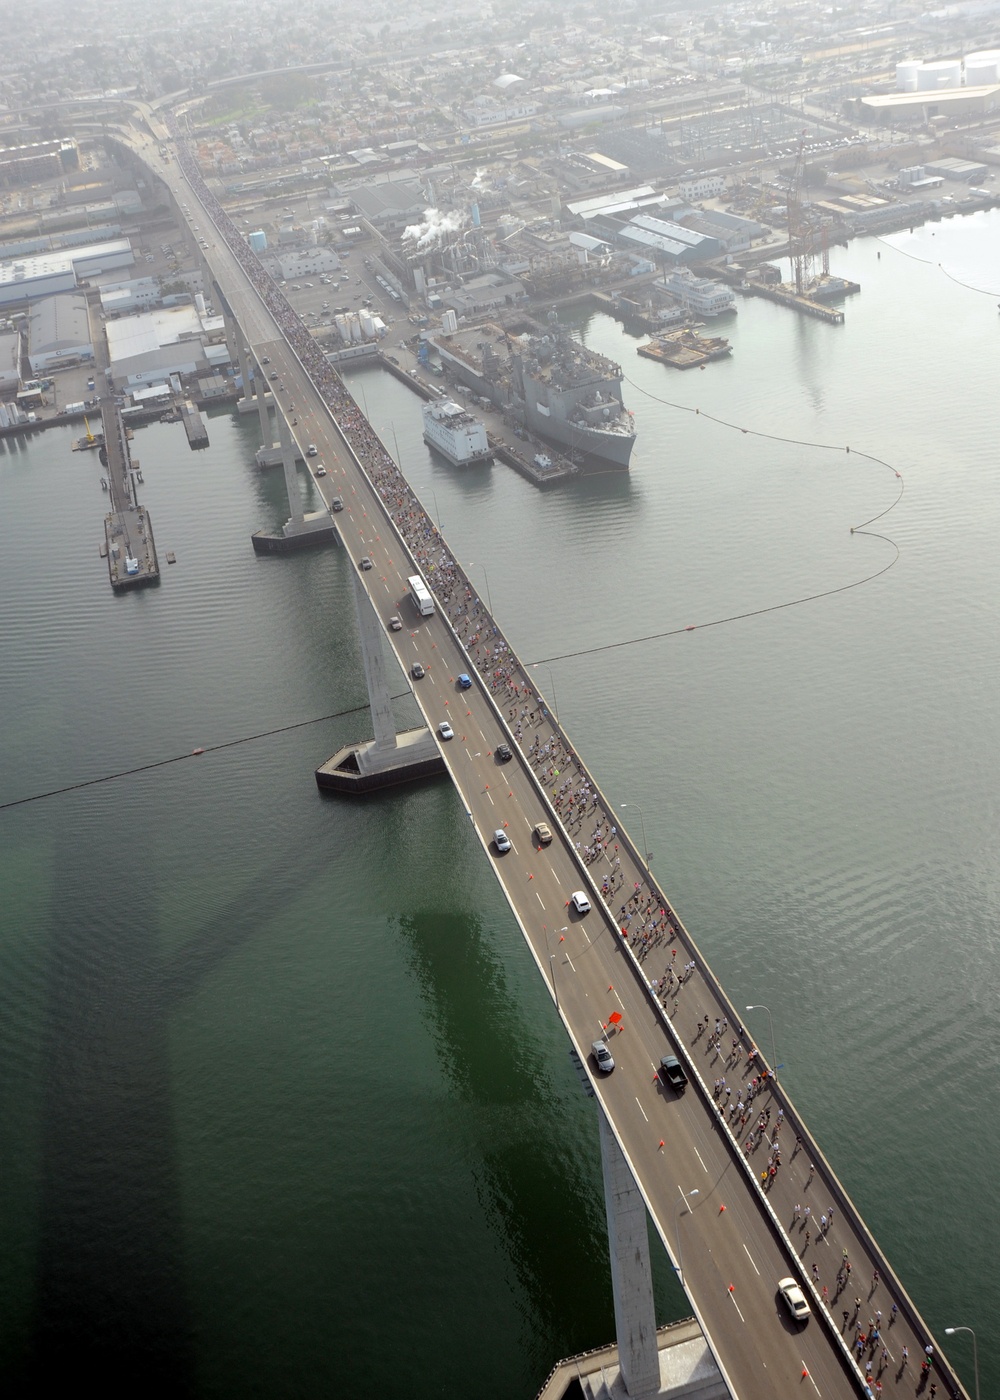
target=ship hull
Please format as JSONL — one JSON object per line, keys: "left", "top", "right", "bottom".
{"left": 522, "top": 406, "right": 635, "bottom": 470}
{"left": 422, "top": 430, "right": 493, "bottom": 467}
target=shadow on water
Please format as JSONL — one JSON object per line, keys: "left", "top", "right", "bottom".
{"left": 24, "top": 804, "right": 307, "bottom": 1397}
{"left": 395, "top": 907, "right": 616, "bottom": 1363}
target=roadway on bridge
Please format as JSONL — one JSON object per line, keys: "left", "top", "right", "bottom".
{"left": 134, "top": 127, "right": 958, "bottom": 1400}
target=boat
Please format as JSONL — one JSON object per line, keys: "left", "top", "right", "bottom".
{"left": 637, "top": 328, "right": 732, "bottom": 370}
{"left": 504, "top": 327, "right": 635, "bottom": 470}
{"left": 421, "top": 399, "right": 493, "bottom": 466}
{"left": 429, "top": 316, "right": 636, "bottom": 471}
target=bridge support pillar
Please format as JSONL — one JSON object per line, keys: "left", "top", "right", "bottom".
{"left": 314, "top": 575, "right": 445, "bottom": 794}
{"left": 277, "top": 407, "right": 305, "bottom": 530}
{"left": 598, "top": 1107, "right": 661, "bottom": 1397}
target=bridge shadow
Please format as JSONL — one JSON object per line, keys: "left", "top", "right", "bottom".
{"left": 22, "top": 803, "right": 305, "bottom": 1397}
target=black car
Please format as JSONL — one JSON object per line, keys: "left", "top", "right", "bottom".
{"left": 659, "top": 1055, "right": 688, "bottom": 1092}
{"left": 496, "top": 743, "right": 512, "bottom": 763}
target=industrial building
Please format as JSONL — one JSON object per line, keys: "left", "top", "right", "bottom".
{"left": 0, "top": 330, "right": 20, "bottom": 392}
{"left": 0, "top": 238, "right": 134, "bottom": 307}
{"left": 27, "top": 293, "right": 93, "bottom": 371}
{"left": 614, "top": 214, "right": 723, "bottom": 265}
{"left": 100, "top": 277, "right": 166, "bottom": 317}
{"left": 0, "top": 138, "right": 79, "bottom": 187}
{"left": 106, "top": 304, "right": 229, "bottom": 387}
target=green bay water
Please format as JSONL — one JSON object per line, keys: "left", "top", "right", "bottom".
{"left": 1, "top": 211, "right": 998, "bottom": 1398}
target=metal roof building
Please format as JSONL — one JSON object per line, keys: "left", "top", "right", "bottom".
{"left": 0, "top": 238, "right": 134, "bottom": 307}
{"left": 27, "top": 292, "right": 93, "bottom": 371}
{"left": 616, "top": 215, "right": 722, "bottom": 263}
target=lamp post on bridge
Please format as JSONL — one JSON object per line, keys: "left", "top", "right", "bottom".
{"left": 945, "top": 1326, "right": 980, "bottom": 1400}
{"left": 674, "top": 1186, "right": 699, "bottom": 1286}
{"left": 467, "top": 561, "right": 493, "bottom": 614}
{"left": 619, "top": 802, "right": 651, "bottom": 873}
{"left": 531, "top": 663, "right": 559, "bottom": 723}
{"left": 745, "top": 1004, "right": 778, "bottom": 1085}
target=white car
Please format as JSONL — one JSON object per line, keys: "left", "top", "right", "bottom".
{"left": 438, "top": 721, "right": 454, "bottom": 741}
{"left": 306, "top": 444, "right": 318, "bottom": 457}
{"left": 570, "top": 891, "right": 591, "bottom": 915}
{"left": 315, "top": 465, "right": 327, "bottom": 477}
{"left": 778, "top": 1277, "right": 811, "bottom": 1324}
{"left": 493, "top": 829, "right": 511, "bottom": 854}
{"left": 592, "top": 1040, "right": 615, "bottom": 1073}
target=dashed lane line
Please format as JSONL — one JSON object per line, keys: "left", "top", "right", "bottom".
{"left": 742, "top": 1244, "right": 760, "bottom": 1277}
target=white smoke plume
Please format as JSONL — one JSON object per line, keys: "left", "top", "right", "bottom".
{"left": 403, "top": 207, "right": 467, "bottom": 250}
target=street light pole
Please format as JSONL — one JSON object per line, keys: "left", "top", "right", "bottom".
{"left": 674, "top": 1186, "right": 699, "bottom": 1285}
{"left": 468, "top": 561, "right": 493, "bottom": 613}
{"left": 620, "top": 802, "right": 651, "bottom": 873}
{"left": 745, "top": 1004, "right": 778, "bottom": 1084}
{"left": 945, "top": 1326, "right": 980, "bottom": 1400}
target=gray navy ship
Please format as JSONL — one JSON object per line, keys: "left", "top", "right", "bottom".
{"left": 430, "top": 317, "right": 637, "bottom": 472}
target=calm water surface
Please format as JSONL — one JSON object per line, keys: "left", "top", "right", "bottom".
{"left": 1, "top": 211, "right": 998, "bottom": 1398}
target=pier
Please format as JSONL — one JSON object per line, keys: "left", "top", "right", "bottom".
{"left": 180, "top": 399, "right": 209, "bottom": 449}
{"left": 99, "top": 400, "right": 159, "bottom": 590}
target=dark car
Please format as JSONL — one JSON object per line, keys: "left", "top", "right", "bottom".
{"left": 360, "top": 556, "right": 373, "bottom": 571}
{"left": 495, "top": 742, "right": 512, "bottom": 763}
{"left": 659, "top": 1055, "right": 688, "bottom": 1092}
{"left": 331, "top": 496, "right": 344, "bottom": 512}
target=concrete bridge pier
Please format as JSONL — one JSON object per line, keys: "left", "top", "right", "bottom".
{"left": 249, "top": 403, "right": 335, "bottom": 555}
{"left": 314, "top": 574, "right": 445, "bottom": 793}
{"left": 598, "top": 1108, "right": 662, "bottom": 1398}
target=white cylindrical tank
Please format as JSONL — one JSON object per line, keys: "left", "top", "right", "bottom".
{"left": 965, "top": 51, "right": 1000, "bottom": 85}
{"left": 917, "top": 60, "right": 961, "bottom": 90}
{"left": 896, "top": 61, "right": 921, "bottom": 91}
{"left": 441, "top": 309, "right": 458, "bottom": 335}
{"left": 194, "top": 292, "right": 207, "bottom": 315}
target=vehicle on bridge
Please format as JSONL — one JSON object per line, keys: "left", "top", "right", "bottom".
{"left": 438, "top": 720, "right": 454, "bottom": 741}
{"left": 659, "top": 1055, "right": 688, "bottom": 1093}
{"left": 457, "top": 673, "right": 472, "bottom": 689}
{"left": 331, "top": 496, "right": 344, "bottom": 512}
{"left": 407, "top": 574, "right": 435, "bottom": 617}
{"left": 360, "top": 556, "right": 373, "bottom": 571}
{"left": 411, "top": 662, "right": 425, "bottom": 680}
{"left": 778, "top": 1277, "right": 811, "bottom": 1324}
{"left": 493, "top": 830, "right": 511, "bottom": 854}
{"left": 592, "top": 1040, "right": 615, "bottom": 1073}
{"left": 388, "top": 616, "right": 402, "bottom": 631}
{"left": 570, "top": 891, "right": 591, "bottom": 915}
{"left": 495, "top": 743, "right": 512, "bottom": 763}
{"left": 534, "top": 822, "right": 552, "bottom": 845}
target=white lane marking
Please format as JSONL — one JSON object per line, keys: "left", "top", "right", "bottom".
{"left": 728, "top": 1289, "right": 746, "bottom": 1323}
{"left": 742, "top": 1243, "right": 760, "bottom": 1276}
{"left": 693, "top": 1146, "right": 708, "bottom": 1173}
{"left": 485, "top": 791, "right": 494, "bottom": 806}
{"left": 635, "top": 1098, "right": 648, "bottom": 1123}
{"left": 565, "top": 954, "right": 576, "bottom": 971}
{"left": 801, "top": 1363, "right": 821, "bottom": 1396}
{"left": 535, "top": 892, "right": 545, "bottom": 908}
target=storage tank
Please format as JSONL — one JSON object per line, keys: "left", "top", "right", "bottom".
{"left": 964, "top": 50, "right": 1000, "bottom": 85}
{"left": 896, "top": 60, "right": 921, "bottom": 91}
{"left": 441, "top": 309, "right": 458, "bottom": 335}
{"left": 194, "top": 292, "right": 207, "bottom": 316}
{"left": 917, "top": 59, "right": 962, "bottom": 90}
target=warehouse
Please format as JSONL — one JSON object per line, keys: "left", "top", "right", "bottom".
{"left": 106, "top": 304, "right": 228, "bottom": 387}
{"left": 27, "top": 293, "right": 93, "bottom": 371}
{"left": 0, "top": 238, "right": 134, "bottom": 307}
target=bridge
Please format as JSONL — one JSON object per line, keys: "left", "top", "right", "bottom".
{"left": 116, "top": 109, "right": 966, "bottom": 1400}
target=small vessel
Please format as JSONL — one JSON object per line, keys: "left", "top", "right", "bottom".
{"left": 638, "top": 328, "right": 732, "bottom": 370}
{"left": 421, "top": 399, "right": 493, "bottom": 466}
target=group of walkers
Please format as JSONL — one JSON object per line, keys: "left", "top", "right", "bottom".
{"left": 165, "top": 121, "right": 955, "bottom": 1400}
